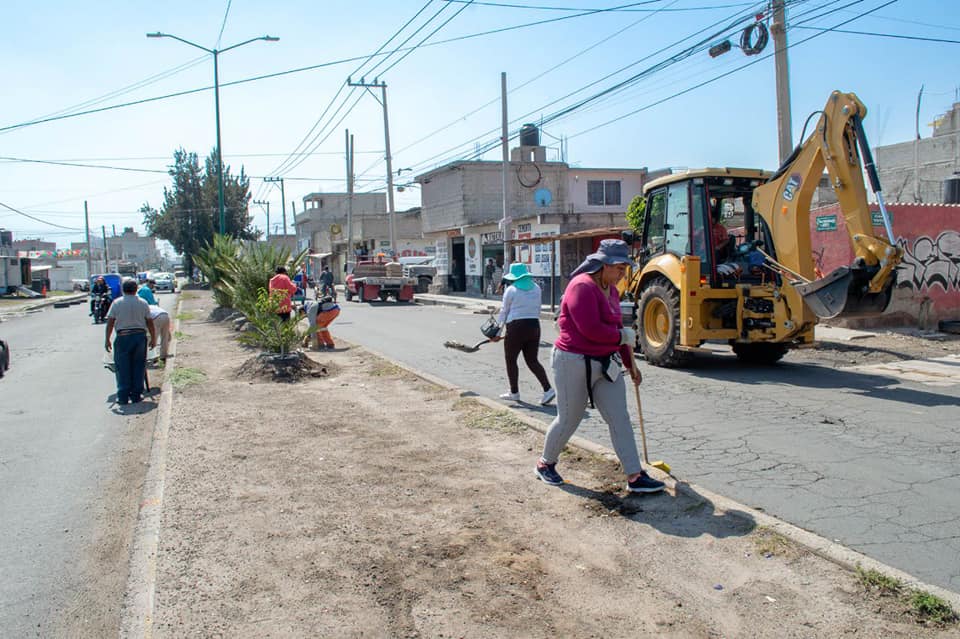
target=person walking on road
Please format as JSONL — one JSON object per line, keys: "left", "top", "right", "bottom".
{"left": 148, "top": 304, "right": 172, "bottom": 361}
{"left": 490, "top": 263, "right": 555, "bottom": 406}
{"left": 269, "top": 266, "right": 298, "bottom": 321}
{"left": 300, "top": 296, "right": 341, "bottom": 350}
{"left": 534, "top": 239, "right": 665, "bottom": 494}
{"left": 105, "top": 278, "right": 156, "bottom": 405}
{"left": 483, "top": 257, "right": 496, "bottom": 298}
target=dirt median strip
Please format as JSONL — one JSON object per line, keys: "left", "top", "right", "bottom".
{"left": 140, "top": 291, "right": 959, "bottom": 637}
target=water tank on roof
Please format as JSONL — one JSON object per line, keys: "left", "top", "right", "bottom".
{"left": 520, "top": 123, "right": 540, "bottom": 147}
{"left": 944, "top": 173, "right": 960, "bottom": 204}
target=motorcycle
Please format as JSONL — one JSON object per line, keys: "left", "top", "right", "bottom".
{"left": 316, "top": 282, "right": 337, "bottom": 302}
{"left": 92, "top": 291, "right": 112, "bottom": 324}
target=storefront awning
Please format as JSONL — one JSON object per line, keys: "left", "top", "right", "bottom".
{"left": 505, "top": 226, "right": 629, "bottom": 245}
{"left": 307, "top": 252, "right": 333, "bottom": 260}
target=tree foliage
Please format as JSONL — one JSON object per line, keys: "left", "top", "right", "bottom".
{"left": 142, "top": 147, "right": 260, "bottom": 271}
{"left": 626, "top": 194, "right": 646, "bottom": 231}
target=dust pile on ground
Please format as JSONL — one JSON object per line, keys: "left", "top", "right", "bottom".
{"left": 153, "top": 292, "right": 959, "bottom": 638}
{"left": 790, "top": 328, "right": 960, "bottom": 367}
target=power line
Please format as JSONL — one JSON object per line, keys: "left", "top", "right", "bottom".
{"left": 440, "top": 0, "right": 753, "bottom": 11}
{"left": 0, "top": 200, "right": 84, "bottom": 231}
{"left": 791, "top": 25, "right": 960, "bottom": 44}
{"left": 217, "top": 0, "right": 233, "bottom": 48}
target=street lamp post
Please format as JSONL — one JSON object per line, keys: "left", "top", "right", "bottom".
{"left": 147, "top": 31, "right": 279, "bottom": 235}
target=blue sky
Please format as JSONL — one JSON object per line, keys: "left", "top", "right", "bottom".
{"left": 1, "top": 0, "right": 957, "bottom": 248}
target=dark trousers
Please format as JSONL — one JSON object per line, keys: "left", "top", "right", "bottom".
{"left": 114, "top": 333, "right": 147, "bottom": 402}
{"left": 503, "top": 319, "right": 551, "bottom": 394}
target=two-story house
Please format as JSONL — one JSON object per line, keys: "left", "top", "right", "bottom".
{"left": 415, "top": 125, "right": 666, "bottom": 299}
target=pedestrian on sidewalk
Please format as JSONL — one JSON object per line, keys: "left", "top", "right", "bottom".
{"left": 138, "top": 279, "right": 159, "bottom": 306}
{"left": 299, "top": 296, "right": 341, "bottom": 350}
{"left": 534, "top": 239, "right": 664, "bottom": 494}
{"left": 268, "top": 266, "right": 298, "bottom": 321}
{"left": 483, "top": 257, "right": 496, "bottom": 298}
{"left": 148, "top": 304, "right": 172, "bottom": 361}
{"left": 105, "top": 278, "right": 156, "bottom": 405}
{"left": 490, "top": 263, "right": 555, "bottom": 406}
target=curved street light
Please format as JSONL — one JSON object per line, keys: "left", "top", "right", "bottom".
{"left": 147, "top": 31, "right": 279, "bottom": 234}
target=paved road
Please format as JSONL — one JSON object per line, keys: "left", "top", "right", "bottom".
{"left": 333, "top": 299, "right": 960, "bottom": 593}
{"left": 0, "top": 294, "right": 175, "bottom": 635}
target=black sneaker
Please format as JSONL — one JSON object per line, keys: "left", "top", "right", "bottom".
{"left": 627, "top": 471, "right": 665, "bottom": 494}
{"left": 535, "top": 461, "right": 564, "bottom": 486}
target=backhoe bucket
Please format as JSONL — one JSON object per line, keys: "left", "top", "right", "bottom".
{"left": 796, "top": 265, "right": 895, "bottom": 320}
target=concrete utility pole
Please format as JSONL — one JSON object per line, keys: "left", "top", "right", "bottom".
{"left": 102, "top": 225, "right": 109, "bottom": 270}
{"left": 253, "top": 199, "right": 271, "bottom": 239}
{"left": 264, "top": 176, "right": 286, "bottom": 235}
{"left": 84, "top": 201, "right": 93, "bottom": 279}
{"left": 500, "top": 72, "right": 511, "bottom": 269}
{"left": 347, "top": 78, "right": 396, "bottom": 254}
{"left": 346, "top": 129, "right": 354, "bottom": 266}
{"left": 915, "top": 85, "right": 924, "bottom": 202}
{"left": 772, "top": 0, "right": 793, "bottom": 163}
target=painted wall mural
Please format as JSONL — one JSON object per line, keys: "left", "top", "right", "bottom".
{"left": 895, "top": 231, "right": 960, "bottom": 292}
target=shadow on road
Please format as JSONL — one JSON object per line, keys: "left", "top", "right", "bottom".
{"left": 668, "top": 357, "right": 960, "bottom": 408}
{"left": 558, "top": 480, "right": 755, "bottom": 539}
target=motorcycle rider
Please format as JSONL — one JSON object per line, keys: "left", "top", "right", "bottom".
{"left": 90, "top": 276, "right": 112, "bottom": 320}
{"left": 317, "top": 266, "right": 335, "bottom": 301}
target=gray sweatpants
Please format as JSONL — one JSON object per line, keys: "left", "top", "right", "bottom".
{"left": 541, "top": 347, "right": 643, "bottom": 476}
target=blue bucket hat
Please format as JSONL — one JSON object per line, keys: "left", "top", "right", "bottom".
{"left": 571, "top": 239, "right": 636, "bottom": 276}
{"left": 503, "top": 262, "right": 535, "bottom": 290}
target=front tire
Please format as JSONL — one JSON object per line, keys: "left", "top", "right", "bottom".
{"left": 638, "top": 277, "right": 691, "bottom": 368}
{"left": 732, "top": 343, "right": 788, "bottom": 365}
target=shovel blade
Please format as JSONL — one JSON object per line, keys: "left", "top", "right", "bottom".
{"left": 796, "top": 265, "right": 895, "bottom": 320}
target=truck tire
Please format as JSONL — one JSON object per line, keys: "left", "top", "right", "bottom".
{"left": 732, "top": 343, "right": 788, "bottom": 365}
{"left": 417, "top": 276, "right": 432, "bottom": 293}
{"left": 357, "top": 285, "right": 365, "bottom": 303}
{"left": 638, "top": 277, "right": 691, "bottom": 368}
{"left": 345, "top": 287, "right": 353, "bottom": 302}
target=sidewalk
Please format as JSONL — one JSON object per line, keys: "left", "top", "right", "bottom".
{"left": 0, "top": 291, "right": 88, "bottom": 318}
{"left": 122, "top": 290, "right": 960, "bottom": 637}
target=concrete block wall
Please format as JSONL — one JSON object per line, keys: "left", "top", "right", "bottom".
{"left": 810, "top": 202, "right": 960, "bottom": 327}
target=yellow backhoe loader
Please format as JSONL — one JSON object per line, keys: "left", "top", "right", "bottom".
{"left": 622, "top": 90, "right": 902, "bottom": 366}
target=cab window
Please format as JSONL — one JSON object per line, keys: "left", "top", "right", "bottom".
{"left": 665, "top": 182, "right": 690, "bottom": 256}
{"left": 644, "top": 189, "right": 667, "bottom": 255}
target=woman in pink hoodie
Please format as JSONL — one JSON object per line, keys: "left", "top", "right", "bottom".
{"left": 534, "top": 239, "right": 665, "bottom": 494}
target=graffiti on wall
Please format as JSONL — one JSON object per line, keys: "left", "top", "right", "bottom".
{"left": 896, "top": 231, "right": 960, "bottom": 291}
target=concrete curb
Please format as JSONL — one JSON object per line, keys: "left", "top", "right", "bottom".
{"left": 119, "top": 297, "right": 182, "bottom": 638}
{"left": 354, "top": 341, "right": 960, "bottom": 612}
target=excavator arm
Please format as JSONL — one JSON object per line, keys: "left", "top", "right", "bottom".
{"left": 752, "top": 91, "right": 902, "bottom": 319}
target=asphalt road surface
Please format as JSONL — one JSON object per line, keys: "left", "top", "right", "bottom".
{"left": 333, "top": 299, "right": 960, "bottom": 594}
{"left": 0, "top": 293, "right": 175, "bottom": 636}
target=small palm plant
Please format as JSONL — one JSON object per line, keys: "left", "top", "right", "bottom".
{"left": 237, "top": 287, "right": 304, "bottom": 354}
{"left": 194, "top": 234, "right": 241, "bottom": 308}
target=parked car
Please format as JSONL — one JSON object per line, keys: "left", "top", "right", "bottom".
{"left": 153, "top": 272, "right": 177, "bottom": 292}
{"left": 71, "top": 278, "right": 90, "bottom": 292}
{"left": 399, "top": 256, "right": 437, "bottom": 293}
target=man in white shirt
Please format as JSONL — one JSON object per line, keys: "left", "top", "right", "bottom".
{"left": 148, "top": 305, "right": 172, "bottom": 361}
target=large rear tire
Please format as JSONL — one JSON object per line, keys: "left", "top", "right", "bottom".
{"left": 732, "top": 343, "right": 788, "bottom": 365}
{"left": 357, "top": 285, "right": 365, "bottom": 303}
{"left": 638, "top": 277, "right": 691, "bottom": 368}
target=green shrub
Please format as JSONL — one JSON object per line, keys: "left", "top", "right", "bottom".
{"left": 237, "top": 287, "right": 304, "bottom": 354}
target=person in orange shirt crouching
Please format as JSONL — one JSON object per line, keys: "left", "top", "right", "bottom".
{"left": 300, "top": 296, "right": 341, "bottom": 350}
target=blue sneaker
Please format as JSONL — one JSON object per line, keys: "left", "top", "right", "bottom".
{"left": 627, "top": 471, "right": 665, "bottom": 494}
{"left": 535, "top": 461, "right": 564, "bottom": 486}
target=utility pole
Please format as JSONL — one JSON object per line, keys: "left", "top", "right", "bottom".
{"left": 264, "top": 176, "right": 286, "bottom": 235}
{"left": 500, "top": 72, "right": 511, "bottom": 269}
{"left": 84, "top": 201, "right": 93, "bottom": 279}
{"left": 915, "top": 85, "right": 924, "bottom": 202}
{"left": 347, "top": 77, "right": 396, "bottom": 255}
{"left": 346, "top": 129, "right": 354, "bottom": 266}
{"left": 102, "top": 225, "right": 109, "bottom": 271}
{"left": 772, "top": 0, "right": 793, "bottom": 163}
{"left": 253, "top": 199, "right": 271, "bottom": 239}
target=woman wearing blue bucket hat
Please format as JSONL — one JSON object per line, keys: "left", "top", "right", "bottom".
{"left": 534, "top": 239, "right": 664, "bottom": 494}
{"left": 489, "top": 263, "right": 555, "bottom": 405}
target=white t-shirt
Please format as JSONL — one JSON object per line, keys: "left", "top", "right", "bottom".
{"left": 497, "top": 282, "right": 543, "bottom": 324}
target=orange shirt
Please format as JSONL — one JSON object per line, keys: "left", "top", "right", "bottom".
{"left": 268, "top": 273, "right": 298, "bottom": 313}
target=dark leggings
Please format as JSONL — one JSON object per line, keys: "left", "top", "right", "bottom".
{"left": 504, "top": 319, "right": 551, "bottom": 394}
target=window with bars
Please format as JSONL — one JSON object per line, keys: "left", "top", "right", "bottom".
{"left": 587, "top": 180, "right": 622, "bottom": 206}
